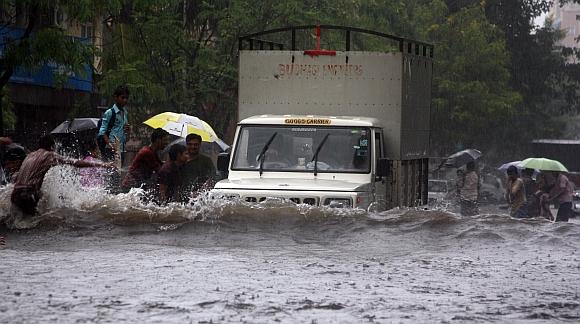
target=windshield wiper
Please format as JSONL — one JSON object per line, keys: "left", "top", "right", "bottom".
{"left": 311, "top": 133, "right": 329, "bottom": 176}
{"left": 257, "top": 132, "right": 278, "bottom": 176}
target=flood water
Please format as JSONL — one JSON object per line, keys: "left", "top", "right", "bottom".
{"left": 1, "top": 166, "right": 580, "bottom": 323}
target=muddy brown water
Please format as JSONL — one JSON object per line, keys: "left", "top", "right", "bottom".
{"left": 1, "top": 167, "right": 579, "bottom": 323}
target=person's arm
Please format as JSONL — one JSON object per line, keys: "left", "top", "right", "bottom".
{"left": 98, "top": 110, "right": 114, "bottom": 149}
{"left": 72, "top": 159, "right": 114, "bottom": 168}
{"left": 505, "top": 179, "right": 512, "bottom": 202}
{"left": 57, "top": 154, "right": 112, "bottom": 169}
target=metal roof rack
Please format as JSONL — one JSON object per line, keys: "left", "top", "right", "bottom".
{"left": 239, "top": 25, "right": 433, "bottom": 57}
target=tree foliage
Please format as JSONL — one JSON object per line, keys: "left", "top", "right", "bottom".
{"left": 0, "top": 0, "right": 108, "bottom": 131}
{"left": 427, "top": 4, "right": 522, "bottom": 156}
{"left": 2, "top": 0, "right": 580, "bottom": 162}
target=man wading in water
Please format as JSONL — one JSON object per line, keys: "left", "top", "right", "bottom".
{"left": 11, "top": 135, "right": 113, "bottom": 216}
{"left": 458, "top": 162, "right": 479, "bottom": 216}
{"left": 505, "top": 166, "right": 527, "bottom": 218}
{"left": 548, "top": 171, "right": 573, "bottom": 222}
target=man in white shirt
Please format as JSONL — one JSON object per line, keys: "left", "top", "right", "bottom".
{"left": 549, "top": 171, "right": 573, "bottom": 222}
{"left": 458, "top": 162, "right": 479, "bottom": 216}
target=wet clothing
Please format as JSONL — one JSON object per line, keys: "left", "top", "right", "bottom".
{"left": 556, "top": 173, "right": 573, "bottom": 204}
{"left": 122, "top": 146, "right": 162, "bottom": 190}
{"left": 183, "top": 154, "right": 215, "bottom": 189}
{"left": 11, "top": 149, "right": 71, "bottom": 215}
{"left": 158, "top": 161, "right": 187, "bottom": 202}
{"left": 554, "top": 174, "right": 573, "bottom": 222}
{"left": 506, "top": 178, "right": 526, "bottom": 217}
{"left": 521, "top": 176, "right": 539, "bottom": 218}
{"left": 460, "top": 171, "right": 478, "bottom": 202}
{"left": 538, "top": 192, "right": 553, "bottom": 220}
{"left": 79, "top": 156, "right": 105, "bottom": 188}
{"left": 458, "top": 170, "right": 478, "bottom": 216}
{"left": 97, "top": 104, "right": 128, "bottom": 152}
{"left": 556, "top": 202, "right": 572, "bottom": 222}
{"left": 545, "top": 174, "right": 574, "bottom": 222}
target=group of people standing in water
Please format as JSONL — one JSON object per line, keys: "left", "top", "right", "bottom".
{"left": 0, "top": 85, "right": 217, "bottom": 218}
{"left": 456, "top": 162, "right": 574, "bottom": 222}
{"left": 505, "top": 166, "right": 574, "bottom": 222}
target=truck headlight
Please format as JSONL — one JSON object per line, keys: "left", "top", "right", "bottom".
{"left": 324, "top": 198, "right": 352, "bottom": 208}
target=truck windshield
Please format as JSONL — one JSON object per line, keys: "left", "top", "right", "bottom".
{"left": 231, "top": 125, "right": 371, "bottom": 173}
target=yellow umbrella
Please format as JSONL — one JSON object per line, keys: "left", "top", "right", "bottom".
{"left": 143, "top": 112, "right": 220, "bottom": 142}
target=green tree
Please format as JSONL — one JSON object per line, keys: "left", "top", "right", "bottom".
{"left": 426, "top": 4, "right": 522, "bottom": 157}
{"left": 99, "top": 0, "right": 236, "bottom": 138}
{"left": 0, "top": 0, "right": 107, "bottom": 134}
{"left": 443, "top": 0, "right": 580, "bottom": 159}
{"left": 99, "top": 0, "right": 369, "bottom": 139}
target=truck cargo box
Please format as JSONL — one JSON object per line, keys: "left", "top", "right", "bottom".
{"left": 238, "top": 37, "right": 432, "bottom": 160}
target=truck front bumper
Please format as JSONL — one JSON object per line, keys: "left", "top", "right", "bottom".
{"left": 211, "top": 188, "right": 370, "bottom": 209}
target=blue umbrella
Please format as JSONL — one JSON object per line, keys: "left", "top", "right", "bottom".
{"left": 497, "top": 161, "right": 523, "bottom": 172}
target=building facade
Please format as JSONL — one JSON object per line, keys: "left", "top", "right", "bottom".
{"left": 549, "top": 0, "right": 580, "bottom": 64}
{"left": 0, "top": 2, "right": 106, "bottom": 148}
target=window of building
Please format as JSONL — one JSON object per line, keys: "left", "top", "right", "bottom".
{"left": 81, "top": 24, "right": 94, "bottom": 39}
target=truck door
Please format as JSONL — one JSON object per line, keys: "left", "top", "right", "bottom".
{"left": 372, "top": 129, "right": 388, "bottom": 211}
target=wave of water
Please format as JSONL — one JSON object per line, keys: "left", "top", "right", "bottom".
{"left": 2, "top": 167, "right": 580, "bottom": 323}
{"left": 1, "top": 166, "right": 578, "bottom": 248}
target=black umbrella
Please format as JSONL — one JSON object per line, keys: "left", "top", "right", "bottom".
{"left": 443, "top": 149, "right": 482, "bottom": 168}
{"left": 4, "top": 143, "right": 26, "bottom": 161}
{"left": 51, "top": 118, "right": 100, "bottom": 134}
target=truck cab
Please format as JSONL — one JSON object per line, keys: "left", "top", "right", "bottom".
{"left": 212, "top": 26, "right": 433, "bottom": 211}
{"left": 213, "top": 115, "right": 389, "bottom": 209}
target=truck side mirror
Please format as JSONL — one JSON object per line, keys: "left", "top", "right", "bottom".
{"left": 217, "top": 152, "right": 231, "bottom": 173}
{"left": 376, "top": 158, "right": 390, "bottom": 178}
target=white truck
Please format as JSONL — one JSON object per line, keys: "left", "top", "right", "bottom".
{"left": 213, "top": 26, "right": 433, "bottom": 211}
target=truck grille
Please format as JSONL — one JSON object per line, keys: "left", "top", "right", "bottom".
{"left": 244, "top": 196, "right": 318, "bottom": 205}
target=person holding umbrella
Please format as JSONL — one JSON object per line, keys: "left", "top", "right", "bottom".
{"left": 458, "top": 161, "right": 479, "bottom": 216}
{"left": 520, "top": 158, "right": 572, "bottom": 222}
{"left": 442, "top": 149, "right": 482, "bottom": 215}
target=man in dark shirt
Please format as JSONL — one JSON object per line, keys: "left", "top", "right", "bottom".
{"left": 122, "top": 128, "right": 169, "bottom": 191}
{"left": 183, "top": 133, "right": 216, "bottom": 191}
{"left": 521, "top": 168, "right": 538, "bottom": 218}
{"left": 158, "top": 144, "right": 189, "bottom": 203}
